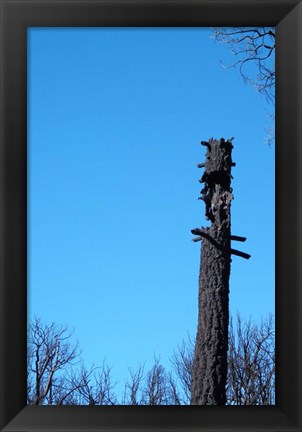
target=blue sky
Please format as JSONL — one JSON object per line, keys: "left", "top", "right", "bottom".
{"left": 27, "top": 28, "right": 275, "bottom": 391}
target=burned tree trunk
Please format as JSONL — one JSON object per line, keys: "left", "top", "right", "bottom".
{"left": 190, "top": 138, "right": 250, "bottom": 405}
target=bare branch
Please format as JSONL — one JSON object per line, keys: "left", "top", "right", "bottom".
{"left": 212, "top": 27, "right": 275, "bottom": 105}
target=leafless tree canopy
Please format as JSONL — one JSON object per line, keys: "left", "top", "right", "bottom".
{"left": 122, "top": 358, "right": 181, "bottom": 405}
{"left": 171, "top": 314, "right": 275, "bottom": 405}
{"left": 27, "top": 314, "right": 274, "bottom": 405}
{"left": 27, "top": 317, "right": 80, "bottom": 405}
{"left": 212, "top": 27, "right": 275, "bottom": 103}
{"left": 170, "top": 335, "right": 194, "bottom": 404}
{"left": 226, "top": 314, "right": 275, "bottom": 405}
{"left": 70, "top": 361, "right": 118, "bottom": 405}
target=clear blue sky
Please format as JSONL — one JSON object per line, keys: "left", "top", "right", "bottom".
{"left": 27, "top": 28, "right": 275, "bottom": 391}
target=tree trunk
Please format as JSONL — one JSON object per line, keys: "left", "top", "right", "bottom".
{"left": 190, "top": 138, "right": 233, "bottom": 405}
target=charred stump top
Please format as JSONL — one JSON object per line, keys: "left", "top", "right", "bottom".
{"left": 199, "top": 138, "right": 234, "bottom": 227}
{"left": 201, "top": 138, "right": 234, "bottom": 175}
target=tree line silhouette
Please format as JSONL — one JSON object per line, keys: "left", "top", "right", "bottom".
{"left": 27, "top": 314, "right": 275, "bottom": 405}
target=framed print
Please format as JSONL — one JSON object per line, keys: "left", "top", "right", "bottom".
{"left": 0, "top": 0, "right": 301, "bottom": 431}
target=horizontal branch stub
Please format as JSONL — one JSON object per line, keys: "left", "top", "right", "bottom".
{"left": 230, "top": 235, "right": 246, "bottom": 242}
{"left": 191, "top": 228, "right": 208, "bottom": 237}
{"left": 192, "top": 236, "right": 203, "bottom": 242}
{"left": 197, "top": 163, "right": 206, "bottom": 168}
{"left": 231, "top": 249, "right": 251, "bottom": 260}
{"left": 231, "top": 162, "right": 236, "bottom": 167}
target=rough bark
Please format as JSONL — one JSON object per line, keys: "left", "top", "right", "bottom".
{"left": 191, "top": 138, "right": 233, "bottom": 405}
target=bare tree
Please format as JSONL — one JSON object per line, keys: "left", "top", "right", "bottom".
{"left": 71, "top": 362, "right": 118, "bottom": 405}
{"left": 212, "top": 27, "right": 275, "bottom": 103}
{"left": 171, "top": 314, "right": 275, "bottom": 405}
{"left": 122, "top": 357, "right": 181, "bottom": 405}
{"left": 28, "top": 315, "right": 274, "bottom": 405}
{"left": 170, "top": 335, "right": 194, "bottom": 404}
{"left": 27, "top": 317, "right": 118, "bottom": 405}
{"left": 226, "top": 314, "right": 275, "bottom": 405}
{"left": 141, "top": 357, "right": 171, "bottom": 405}
{"left": 27, "top": 317, "right": 81, "bottom": 405}
{"left": 212, "top": 28, "right": 275, "bottom": 145}
{"left": 122, "top": 363, "right": 145, "bottom": 405}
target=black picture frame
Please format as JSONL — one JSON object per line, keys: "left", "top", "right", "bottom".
{"left": 0, "top": 0, "right": 301, "bottom": 431}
